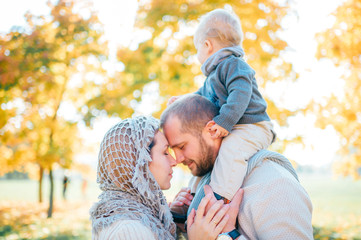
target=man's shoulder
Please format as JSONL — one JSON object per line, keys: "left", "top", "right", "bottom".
{"left": 241, "top": 159, "right": 312, "bottom": 215}
{"left": 244, "top": 159, "right": 301, "bottom": 188}
{"left": 239, "top": 154, "right": 313, "bottom": 240}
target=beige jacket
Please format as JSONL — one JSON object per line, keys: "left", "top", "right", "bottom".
{"left": 237, "top": 160, "right": 313, "bottom": 239}
{"left": 189, "top": 151, "right": 313, "bottom": 240}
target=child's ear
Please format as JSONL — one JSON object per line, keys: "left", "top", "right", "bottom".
{"left": 204, "top": 39, "right": 213, "bottom": 53}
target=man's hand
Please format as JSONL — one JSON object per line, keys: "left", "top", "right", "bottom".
{"left": 167, "top": 96, "right": 180, "bottom": 106}
{"left": 169, "top": 187, "right": 193, "bottom": 214}
{"left": 169, "top": 187, "right": 193, "bottom": 232}
{"left": 210, "top": 123, "right": 229, "bottom": 139}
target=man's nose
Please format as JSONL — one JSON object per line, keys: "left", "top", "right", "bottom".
{"left": 174, "top": 151, "right": 185, "bottom": 164}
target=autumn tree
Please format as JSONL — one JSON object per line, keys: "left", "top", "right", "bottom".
{"left": 84, "top": 0, "right": 296, "bottom": 133}
{"left": 313, "top": 0, "right": 361, "bottom": 178}
{"left": 0, "top": 0, "right": 108, "bottom": 217}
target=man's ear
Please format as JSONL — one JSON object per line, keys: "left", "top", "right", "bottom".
{"left": 204, "top": 120, "right": 216, "bottom": 133}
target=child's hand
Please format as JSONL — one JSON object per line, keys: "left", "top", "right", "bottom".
{"left": 210, "top": 124, "right": 229, "bottom": 139}
{"left": 167, "top": 96, "right": 180, "bottom": 106}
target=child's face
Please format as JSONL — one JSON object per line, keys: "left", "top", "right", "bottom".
{"left": 195, "top": 39, "right": 209, "bottom": 65}
{"left": 194, "top": 30, "right": 209, "bottom": 64}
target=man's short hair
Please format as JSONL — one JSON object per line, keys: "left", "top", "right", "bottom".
{"left": 160, "top": 94, "right": 219, "bottom": 136}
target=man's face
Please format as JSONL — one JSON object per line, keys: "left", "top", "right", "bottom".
{"left": 163, "top": 115, "right": 218, "bottom": 176}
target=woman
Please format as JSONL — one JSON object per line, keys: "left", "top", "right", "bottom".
{"left": 90, "top": 116, "right": 239, "bottom": 240}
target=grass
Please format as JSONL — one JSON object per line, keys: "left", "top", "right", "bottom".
{"left": 299, "top": 174, "right": 361, "bottom": 239}
{"left": 0, "top": 177, "right": 97, "bottom": 240}
{"left": 0, "top": 172, "right": 361, "bottom": 239}
{"left": 0, "top": 178, "right": 101, "bottom": 202}
{"left": 0, "top": 200, "right": 91, "bottom": 240}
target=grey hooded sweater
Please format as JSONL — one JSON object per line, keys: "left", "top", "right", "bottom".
{"left": 195, "top": 46, "right": 270, "bottom": 132}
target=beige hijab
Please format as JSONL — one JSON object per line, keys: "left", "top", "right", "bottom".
{"left": 90, "top": 116, "right": 176, "bottom": 239}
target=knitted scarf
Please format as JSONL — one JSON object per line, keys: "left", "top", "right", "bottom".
{"left": 90, "top": 116, "right": 176, "bottom": 240}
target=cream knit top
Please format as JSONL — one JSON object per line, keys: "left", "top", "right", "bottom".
{"left": 94, "top": 220, "right": 156, "bottom": 240}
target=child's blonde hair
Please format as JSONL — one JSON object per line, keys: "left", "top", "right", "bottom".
{"left": 194, "top": 9, "right": 243, "bottom": 47}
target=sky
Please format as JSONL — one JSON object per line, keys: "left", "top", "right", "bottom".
{"left": 0, "top": 0, "right": 344, "bottom": 168}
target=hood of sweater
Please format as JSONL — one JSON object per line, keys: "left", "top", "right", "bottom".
{"left": 201, "top": 45, "right": 245, "bottom": 76}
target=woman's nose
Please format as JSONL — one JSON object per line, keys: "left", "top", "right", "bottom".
{"left": 170, "top": 156, "right": 177, "bottom": 167}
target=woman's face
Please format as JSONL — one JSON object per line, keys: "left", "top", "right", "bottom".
{"left": 149, "top": 131, "right": 177, "bottom": 190}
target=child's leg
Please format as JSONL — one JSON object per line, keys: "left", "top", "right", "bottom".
{"left": 210, "top": 121, "right": 274, "bottom": 200}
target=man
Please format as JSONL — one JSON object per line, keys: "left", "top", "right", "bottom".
{"left": 161, "top": 94, "right": 313, "bottom": 240}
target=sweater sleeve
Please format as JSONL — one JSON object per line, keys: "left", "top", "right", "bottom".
{"left": 213, "top": 59, "right": 253, "bottom": 132}
{"left": 94, "top": 220, "right": 156, "bottom": 240}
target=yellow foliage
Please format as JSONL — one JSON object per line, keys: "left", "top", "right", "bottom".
{"left": 72, "top": 162, "right": 97, "bottom": 179}
{"left": 0, "top": 0, "right": 108, "bottom": 177}
{"left": 314, "top": 0, "right": 361, "bottom": 178}
{"left": 113, "top": 0, "right": 296, "bottom": 130}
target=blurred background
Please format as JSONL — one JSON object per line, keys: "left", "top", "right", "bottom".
{"left": 0, "top": 0, "right": 360, "bottom": 239}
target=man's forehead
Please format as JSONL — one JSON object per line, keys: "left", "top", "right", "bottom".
{"left": 163, "top": 116, "right": 189, "bottom": 146}
{"left": 168, "top": 133, "right": 194, "bottom": 149}
{"left": 163, "top": 121, "right": 182, "bottom": 141}
{"left": 163, "top": 115, "right": 182, "bottom": 132}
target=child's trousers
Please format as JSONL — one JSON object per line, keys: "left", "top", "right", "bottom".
{"left": 210, "top": 121, "right": 276, "bottom": 200}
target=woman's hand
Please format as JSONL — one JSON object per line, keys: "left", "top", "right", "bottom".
{"left": 222, "top": 188, "right": 244, "bottom": 233}
{"left": 203, "top": 185, "right": 244, "bottom": 234}
{"left": 187, "top": 193, "right": 230, "bottom": 240}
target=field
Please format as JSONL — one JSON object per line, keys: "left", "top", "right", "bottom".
{"left": 0, "top": 172, "right": 360, "bottom": 239}
{"left": 299, "top": 174, "right": 361, "bottom": 239}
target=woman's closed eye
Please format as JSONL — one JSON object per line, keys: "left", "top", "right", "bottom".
{"left": 164, "top": 147, "right": 171, "bottom": 156}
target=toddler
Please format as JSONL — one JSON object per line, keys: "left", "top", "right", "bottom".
{"left": 168, "top": 9, "right": 275, "bottom": 202}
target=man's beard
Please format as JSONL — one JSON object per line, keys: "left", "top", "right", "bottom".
{"left": 190, "top": 135, "right": 216, "bottom": 177}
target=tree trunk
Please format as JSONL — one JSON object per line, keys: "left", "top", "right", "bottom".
{"left": 47, "top": 168, "right": 54, "bottom": 218}
{"left": 38, "top": 166, "right": 43, "bottom": 203}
